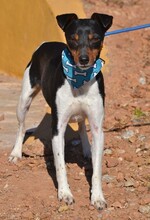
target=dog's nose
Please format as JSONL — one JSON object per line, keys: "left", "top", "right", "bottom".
{"left": 79, "top": 55, "right": 89, "bottom": 65}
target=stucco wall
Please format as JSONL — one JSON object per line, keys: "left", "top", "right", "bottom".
{"left": 0, "top": 0, "right": 86, "bottom": 77}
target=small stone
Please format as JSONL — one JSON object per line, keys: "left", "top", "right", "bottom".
{"left": 129, "top": 136, "right": 137, "bottom": 143}
{"left": 102, "top": 174, "right": 114, "bottom": 183}
{"left": 112, "top": 201, "right": 122, "bottom": 208}
{"left": 58, "top": 205, "right": 69, "bottom": 212}
{"left": 104, "top": 148, "right": 113, "bottom": 155}
{"left": 118, "top": 157, "right": 123, "bottom": 162}
{"left": 106, "top": 158, "right": 118, "bottom": 168}
{"left": 138, "top": 204, "right": 150, "bottom": 214}
{"left": 139, "top": 76, "right": 146, "bottom": 85}
{"left": 4, "top": 183, "right": 8, "bottom": 189}
{"left": 121, "top": 130, "right": 134, "bottom": 140}
{"left": 124, "top": 178, "right": 135, "bottom": 187}
{"left": 138, "top": 135, "right": 146, "bottom": 142}
{"left": 126, "top": 187, "right": 135, "bottom": 192}
{"left": 136, "top": 148, "right": 141, "bottom": 153}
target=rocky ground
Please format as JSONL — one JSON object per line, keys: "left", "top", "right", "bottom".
{"left": 0, "top": 0, "right": 150, "bottom": 219}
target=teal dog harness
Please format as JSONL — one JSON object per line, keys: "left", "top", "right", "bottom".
{"left": 62, "top": 48, "right": 104, "bottom": 89}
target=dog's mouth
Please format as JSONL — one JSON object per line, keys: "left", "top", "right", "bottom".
{"left": 76, "top": 63, "right": 93, "bottom": 70}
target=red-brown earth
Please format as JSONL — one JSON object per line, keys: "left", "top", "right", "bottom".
{"left": 0, "top": 0, "right": 150, "bottom": 219}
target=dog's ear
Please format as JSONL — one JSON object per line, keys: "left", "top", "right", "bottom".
{"left": 91, "top": 13, "right": 113, "bottom": 32}
{"left": 56, "top": 13, "right": 78, "bottom": 31}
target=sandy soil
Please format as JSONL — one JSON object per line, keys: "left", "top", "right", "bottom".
{"left": 0, "top": 0, "right": 150, "bottom": 219}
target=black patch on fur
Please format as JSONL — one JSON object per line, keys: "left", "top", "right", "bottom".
{"left": 28, "top": 42, "right": 67, "bottom": 137}
{"left": 96, "top": 71, "right": 105, "bottom": 106}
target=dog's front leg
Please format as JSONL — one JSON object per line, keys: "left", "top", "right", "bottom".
{"left": 87, "top": 103, "right": 107, "bottom": 210}
{"left": 52, "top": 118, "right": 74, "bottom": 205}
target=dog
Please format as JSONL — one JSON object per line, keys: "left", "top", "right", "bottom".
{"left": 9, "top": 13, "right": 113, "bottom": 210}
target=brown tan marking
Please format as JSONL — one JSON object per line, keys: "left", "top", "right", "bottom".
{"left": 87, "top": 42, "right": 103, "bottom": 65}
{"left": 88, "top": 34, "right": 94, "bottom": 40}
{"left": 74, "top": 34, "right": 79, "bottom": 41}
{"left": 68, "top": 48, "right": 80, "bottom": 64}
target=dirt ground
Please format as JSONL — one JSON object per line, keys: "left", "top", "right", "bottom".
{"left": 0, "top": 0, "right": 150, "bottom": 219}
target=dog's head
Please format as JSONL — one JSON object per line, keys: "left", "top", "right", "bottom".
{"left": 56, "top": 13, "right": 113, "bottom": 69}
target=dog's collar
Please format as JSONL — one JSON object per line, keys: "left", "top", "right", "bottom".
{"left": 62, "top": 48, "right": 104, "bottom": 89}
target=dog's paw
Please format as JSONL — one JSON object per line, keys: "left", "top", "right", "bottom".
{"left": 91, "top": 196, "right": 107, "bottom": 210}
{"left": 8, "top": 154, "right": 21, "bottom": 163}
{"left": 58, "top": 189, "right": 75, "bottom": 205}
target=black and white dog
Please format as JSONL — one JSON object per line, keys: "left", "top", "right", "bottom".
{"left": 9, "top": 13, "right": 113, "bottom": 210}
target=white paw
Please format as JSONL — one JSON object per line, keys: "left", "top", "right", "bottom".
{"left": 91, "top": 195, "right": 107, "bottom": 210}
{"left": 8, "top": 153, "right": 21, "bottom": 163}
{"left": 58, "top": 189, "right": 74, "bottom": 205}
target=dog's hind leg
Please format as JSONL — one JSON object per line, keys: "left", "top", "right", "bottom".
{"left": 78, "top": 120, "right": 91, "bottom": 159}
{"left": 9, "top": 64, "right": 40, "bottom": 163}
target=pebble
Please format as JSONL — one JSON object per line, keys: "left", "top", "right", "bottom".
{"left": 112, "top": 201, "right": 122, "bottom": 208}
{"left": 136, "top": 148, "right": 141, "bottom": 153}
{"left": 139, "top": 76, "right": 146, "bottom": 85}
{"left": 138, "top": 134, "right": 146, "bottom": 142}
{"left": 138, "top": 204, "right": 150, "bottom": 214}
{"left": 121, "top": 130, "right": 134, "bottom": 140}
{"left": 58, "top": 205, "right": 69, "bottom": 212}
{"left": 104, "top": 148, "right": 113, "bottom": 155}
{"left": 102, "top": 174, "right": 114, "bottom": 183}
{"left": 124, "top": 178, "right": 135, "bottom": 187}
{"left": 106, "top": 158, "right": 118, "bottom": 168}
{"left": 4, "top": 183, "right": 9, "bottom": 189}
{"left": 126, "top": 187, "right": 135, "bottom": 192}
{"left": 118, "top": 157, "right": 123, "bottom": 162}
{"left": 128, "top": 136, "right": 137, "bottom": 143}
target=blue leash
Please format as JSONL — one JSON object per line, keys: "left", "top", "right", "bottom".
{"left": 105, "top": 23, "right": 150, "bottom": 36}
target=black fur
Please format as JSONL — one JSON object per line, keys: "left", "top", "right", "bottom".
{"left": 27, "top": 13, "right": 113, "bottom": 136}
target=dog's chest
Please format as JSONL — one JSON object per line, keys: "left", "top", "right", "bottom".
{"left": 55, "top": 78, "right": 102, "bottom": 122}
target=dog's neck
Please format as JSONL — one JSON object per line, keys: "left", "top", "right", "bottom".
{"left": 62, "top": 48, "right": 104, "bottom": 89}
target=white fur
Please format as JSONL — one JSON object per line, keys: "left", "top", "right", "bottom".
{"left": 9, "top": 67, "right": 106, "bottom": 209}
{"left": 9, "top": 65, "right": 40, "bottom": 162}
{"left": 52, "top": 78, "right": 106, "bottom": 208}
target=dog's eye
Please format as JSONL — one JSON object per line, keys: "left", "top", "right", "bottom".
{"left": 91, "top": 37, "right": 101, "bottom": 43}
{"left": 70, "top": 38, "right": 78, "bottom": 43}
{"left": 68, "top": 38, "right": 79, "bottom": 49}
